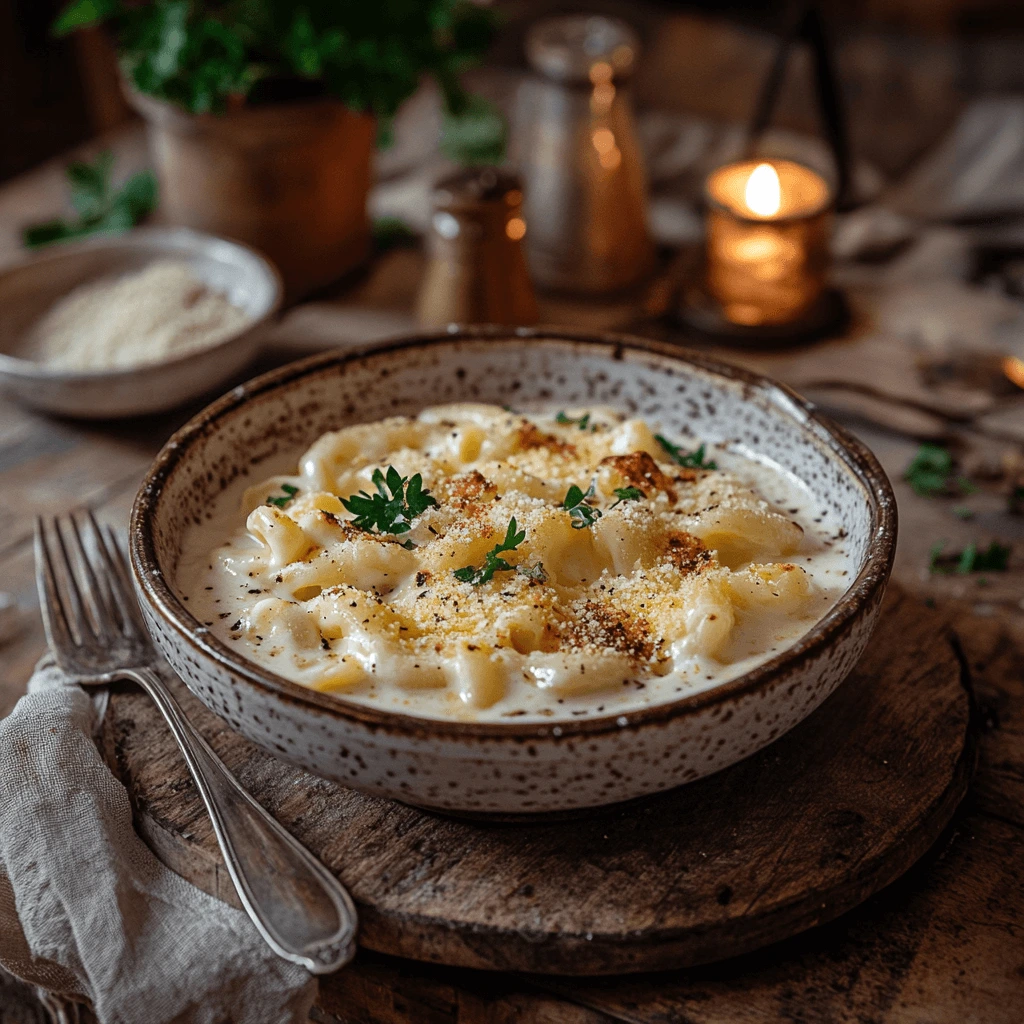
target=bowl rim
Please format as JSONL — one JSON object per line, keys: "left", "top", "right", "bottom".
{"left": 130, "top": 326, "right": 897, "bottom": 740}
{"left": 0, "top": 226, "right": 283, "bottom": 381}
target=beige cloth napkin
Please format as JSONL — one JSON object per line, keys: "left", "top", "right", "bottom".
{"left": 0, "top": 659, "right": 318, "bottom": 1024}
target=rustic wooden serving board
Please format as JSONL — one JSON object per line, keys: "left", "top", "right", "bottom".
{"left": 99, "top": 586, "right": 973, "bottom": 976}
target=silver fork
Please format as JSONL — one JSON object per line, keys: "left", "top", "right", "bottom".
{"left": 34, "top": 512, "right": 358, "bottom": 975}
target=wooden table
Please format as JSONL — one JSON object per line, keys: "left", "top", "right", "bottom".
{"left": 1, "top": 132, "right": 1023, "bottom": 1023}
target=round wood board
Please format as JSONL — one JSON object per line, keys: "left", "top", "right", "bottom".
{"left": 100, "top": 585, "right": 974, "bottom": 975}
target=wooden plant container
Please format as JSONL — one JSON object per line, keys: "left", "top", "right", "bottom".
{"left": 128, "top": 91, "right": 375, "bottom": 300}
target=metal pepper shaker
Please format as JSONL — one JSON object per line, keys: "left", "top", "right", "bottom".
{"left": 514, "top": 15, "right": 655, "bottom": 294}
{"left": 415, "top": 167, "right": 539, "bottom": 328}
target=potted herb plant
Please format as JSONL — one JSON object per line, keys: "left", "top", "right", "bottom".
{"left": 55, "top": 1, "right": 496, "bottom": 297}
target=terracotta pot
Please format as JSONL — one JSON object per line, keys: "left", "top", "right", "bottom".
{"left": 128, "top": 90, "right": 375, "bottom": 300}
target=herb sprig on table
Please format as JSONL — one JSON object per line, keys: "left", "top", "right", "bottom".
{"left": 22, "top": 150, "right": 157, "bottom": 249}
{"left": 454, "top": 518, "right": 545, "bottom": 585}
{"left": 928, "top": 540, "right": 1011, "bottom": 575}
{"left": 903, "top": 443, "right": 975, "bottom": 498}
{"left": 656, "top": 435, "right": 718, "bottom": 470}
{"left": 341, "top": 467, "right": 437, "bottom": 537}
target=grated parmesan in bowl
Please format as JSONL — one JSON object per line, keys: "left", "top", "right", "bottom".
{"left": 0, "top": 227, "right": 281, "bottom": 417}
{"left": 24, "top": 260, "right": 252, "bottom": 372}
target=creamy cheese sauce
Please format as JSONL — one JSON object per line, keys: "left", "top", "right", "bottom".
{"left": 177, "top": 404, "right": 852, "bottom": 723}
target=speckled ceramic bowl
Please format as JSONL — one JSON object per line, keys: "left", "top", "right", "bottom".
{"left": 0, "top": 228, "right": 281, "bottom": 418}
{"left": 130, "top": 328, "right": 896, "bottom": 816}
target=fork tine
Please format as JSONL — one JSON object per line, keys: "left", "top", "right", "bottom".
{"left": 86, "top": 512, "right": 146, "bottom": 639}
{"left": 35, "top": 517, "right": 78, "bottom": 653}
{"left": 107, "top": 528, "right": 150, "bottom": 637}
{"left": 63, "top": 513, "right": 117, "bottom": 640}
{"left": 51, "top": 516, "right": 100, "bottom": 641}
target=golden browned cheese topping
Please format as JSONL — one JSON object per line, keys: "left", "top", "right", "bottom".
{"left": 517, "top": 422, "right": 577, "bottom": 456}
{"left": 562, "top": 600, "right": 655, "bottom": 661}
{"left": 599, "top": 451, "right": 680, "bottom": 501}
{"left": 665, "top": 532, "right": 712, "bottom": 574}
{"left": 444, "top": 470, "right": 498, "bottom": 506}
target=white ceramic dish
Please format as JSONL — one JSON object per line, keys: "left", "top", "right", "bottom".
{"left": 130, "top": 328, "right": 896, "bottom": 816}
{"left": 0, "top": 227, "right": 281, "bottom": 418}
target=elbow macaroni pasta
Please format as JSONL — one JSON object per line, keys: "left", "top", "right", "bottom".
{"left": 182, "top": 404, "right": 850, "bottom": 721}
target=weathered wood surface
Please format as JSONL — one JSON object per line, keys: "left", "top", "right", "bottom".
{"left": 98, "top": 585, "right": 973, "bottom": 976}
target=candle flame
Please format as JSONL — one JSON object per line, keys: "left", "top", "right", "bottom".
{"left": 745, "top": 162, "right": 781, "bottom": 217}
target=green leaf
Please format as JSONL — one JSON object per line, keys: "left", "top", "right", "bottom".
{"left": 555, "top": 411, "right": 590, "bottom": 430}
{"left": 53, "top": 0, "right": 497, "bottom": 139}
{"left": 454, "top": 517, "right": 528, "bottom": 585}
{"left": 440, "top": 94, "right": 507, "bottom": 167}
{"left": 53, "top": 0, "right": 119, "bottom": 36}
{"left": 22, "top": 151, "right": 157, "bottom": 249}
{"left": 611, "top": 486, "right": 645, "bottom": 508}
{"left": 341, "top": 467, "right": 437, "bottom": 536}
{"left": 67, "top": 149, "right": 113, "bottom": 219}
{"left": 373, "top": 217, "right": 417, "bottom": 252}
{"left": 22, "top": 221, "right": 77, "bottom": 248}
{"left": 656, "top": 435, "right": 718, "bottom": 470}
{"left": 563, "top": 481, "right": 602, "bottom": 529}
{"left": 267, "top": 483, "right": 299, "bottom": 508}
{"left": 115, "top": 170, "right": 158, "bottom": 221}
{"left": 902, "top": 443, "right": 975, "bottom": 497}
{"left": 929, "top": 540, "right": 1011, "bottom": 574}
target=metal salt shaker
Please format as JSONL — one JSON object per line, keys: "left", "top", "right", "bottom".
{"left": 415, "top": 167, "right": 538, "bottom": 328}
{"left": 515, "top": 15, "right": 655, "bottom": 293}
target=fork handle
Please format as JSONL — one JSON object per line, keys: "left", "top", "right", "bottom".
{"left": 121, "top": 667, "right": 358, "bottom": 974}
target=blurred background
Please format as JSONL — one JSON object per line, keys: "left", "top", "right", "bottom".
{"left": 5, "top": 0, "right": 1024, "bottom": 185}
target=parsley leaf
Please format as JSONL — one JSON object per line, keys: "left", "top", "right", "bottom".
{"left": 555, "top": 411, "right": 590, "bottom": 430}
{"left": 929, "top": 540, "right": 1011, "bottom": 574}
{"left": 454, "top": 517, "right": 527, "bottom": 585}
{"left": 52, "top": 1, "right": 498, "bottom": 132}
{"left": 266, "top": 483, "right": 299, "bottom": 508}
{"left": 611, "top": 486, "right": 645, "bottom": 508}
{"left": 563, "top": 482, "right": 602, "bottom": 529}
{"left": 23, "top": 150, "right": 157, "bottom": 249}
{"left": 903, "top": 444, "right": 974, "bottom": 497}
{"left": 656, "top": 434, "right": 717, "bottom": 470}
{"left": 341, "top": 467, "right": 437, "bottom": 536}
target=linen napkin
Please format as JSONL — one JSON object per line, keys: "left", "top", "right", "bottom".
{"left": 0, "top": 658, "right": 318, "bottom": 1024}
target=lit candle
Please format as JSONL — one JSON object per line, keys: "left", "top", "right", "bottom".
{"left": 704, "top": 159, "right": 832, "bottom": 328}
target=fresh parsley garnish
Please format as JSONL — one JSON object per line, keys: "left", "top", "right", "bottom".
{"left": 454, "top": 517, "right": 527, "bottom": 585}
{"left": 656, "top": 435, "right": 717, "bottom": 470}
{"left": 341, "top": 467, "right": 437, "bottom": 536}
{"left": 903, "top": 444, "right": 974, "bottom": 497}
{"left": 556, "top": 411, "right": 591, "bottom": 430}
{"left": 952, "top": 505, "right": 974, "bottom": 521}
{"left": 929, "top": 540, "right": 1011, "bottom": 574}
{"left": 266, "top": 483, "right": 299, "bottom": 508}
{"left": 563, "top": 482, "right": 602, "bottom": 529}
{"left": 611, "top": 486, "right": 645, "bottom": 508}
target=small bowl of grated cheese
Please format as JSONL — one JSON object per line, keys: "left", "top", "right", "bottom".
{"left": 0, "top": 227, "right": 281, "bottom": 418}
